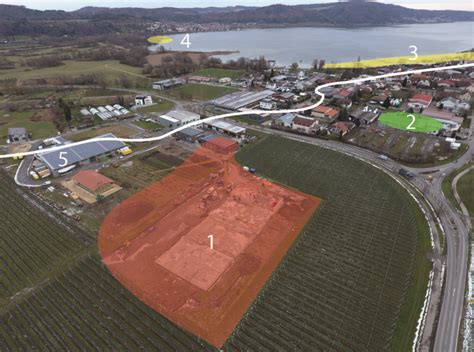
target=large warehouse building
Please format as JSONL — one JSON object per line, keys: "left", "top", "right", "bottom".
{"left": 212, "top": 90, "right": 274, "bottom": 110}
{"left": 35, "top": 133, "right": 126, "bottom": 176}
{"left": 158, "top": 109, "right": 201, "bottom": 128}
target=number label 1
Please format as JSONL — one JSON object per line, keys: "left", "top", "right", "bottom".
{"left": 208, "top": 235, "right": 213, "bottom": 250}
{"left": 409, "top": 45, "right": 418, "bottom": 61}
{"left": 59, "top": 151, "right": 68, "bottom": 167}
{"left": 407, "top": 114, "right": 416, "bottom": 130}
{"left": 180, "top": 33, "right": 191, "bottom": 49}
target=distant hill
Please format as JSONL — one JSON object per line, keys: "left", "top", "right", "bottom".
{"left": 0, "top": 2, "right": 472, "bottom": 36}
{"left": 70, "top": 2, "right": 474, "bottom": 25}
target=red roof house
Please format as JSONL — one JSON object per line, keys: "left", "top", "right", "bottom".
{"left": 203, "top": 137, "right": 238, "bottom": 154}
{"left": 408, "top": 94, "right": 433, "bottom": 108}
{"left": 72, "top": 170, "right": 115, "bottom": 194}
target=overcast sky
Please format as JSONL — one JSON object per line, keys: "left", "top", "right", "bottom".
{"left": 1, "top": 0, "right": 473, "bottom": 11}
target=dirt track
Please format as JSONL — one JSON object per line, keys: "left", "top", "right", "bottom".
{"left": 99, "top": 146, "right": 320, "bottom": 347}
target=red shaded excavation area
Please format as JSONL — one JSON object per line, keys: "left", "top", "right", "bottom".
{"left": 99, "top": 144, "right": 320, "bottom": 347}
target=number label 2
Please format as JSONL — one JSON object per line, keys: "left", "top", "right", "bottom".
{"left": 407, "top": 114, "right": 416, "bottom": 130}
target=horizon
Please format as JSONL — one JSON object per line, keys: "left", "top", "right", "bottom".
{"left": 1, "top": 0, "right": 473, "bottom": 12}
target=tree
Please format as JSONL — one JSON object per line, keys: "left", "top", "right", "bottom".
{"left": 382, "top": 97, "right": 391, "bottom": 108}
{"left": 289, "top": 62, "right": 299, "bottom": 73}
{"left": 340, "top": 107, "right": 349, "bottom": 121}
{"left": 63, "top": 104, "right": 72, "bottom": 123}
{"left": 319, "top": 59, "right": 325, "bottom": 69}
{"left": 351, "top": 89, "right": 359, "bottom": 103}
{"left": 402, "top": 77, "right": 408, "bottom": 87}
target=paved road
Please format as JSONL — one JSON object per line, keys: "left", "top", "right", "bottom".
{"left": 241, "top": 120, "right": 472, "bottom": 352}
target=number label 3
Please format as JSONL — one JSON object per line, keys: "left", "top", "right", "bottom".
{"left": 409, "top": 45, "right": 418, "bottom": 61}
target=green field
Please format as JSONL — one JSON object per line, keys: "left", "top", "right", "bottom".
{"left": 457, "top": 168, "right": 474, "bottom": 217}
{"left": 1, "top": 136, "right": 431, "bottom": 351}
{"left": 193, "top": 68, "right": 244, "bottom": 79}
{"left": 0, "top": 110, "right": 57, "bottom": 142}
{"left": 0, "top": 60, "right": 144, "bottom": 82}
{"left": 379, "top": 112, "right": 443, "bottom": 132}
{"left": 133, "top": 120, "right": 163, "bottom": 130}
{"left": 169, "top": 83, "right": 238, "bottom": 101}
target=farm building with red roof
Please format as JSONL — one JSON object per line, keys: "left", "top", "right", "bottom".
{"left": 70, "top": 170, "right": 122, "bottom": 203}
{"left": 203, "top": 137, "right": 239, "bottom": 154}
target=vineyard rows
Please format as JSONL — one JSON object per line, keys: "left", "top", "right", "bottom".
{"left": 1, "top": 135, "right": 430, "bottom": 351}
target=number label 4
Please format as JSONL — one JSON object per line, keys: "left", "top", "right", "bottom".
{"left": 180, "top": 33, "right": 191, "bottom": 49}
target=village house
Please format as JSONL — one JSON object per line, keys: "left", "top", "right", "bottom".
{"left": 273, "top": 113, "right": 296, "bottom": 128}
{"left": 291, "top": 116, "right": 318, "bottom": 134}
{"left": 134, "top": 95, "right": 153, "bottom": 106}
{"left": 311, "top": 105, "right": 340, "bottom": 122}
{"left": 437, "top": 97, "right": 470, "bottom": 113}
{"left": 333, "top": 87, "right": 353, "bottom": 100}
{"left": 71, "top": 170, "right": 122, "bottom": 204}
{"left": 408, "top": 94, "right": 433, "bottom": 109}
{"left": 329, "top": 121, "right": 355, "bottom": 138}
{"left": 260, "top": 99, "right": 277, "bottom": 110}
{"left": 272, "top": 92, "right": 296, "bottom": 106}
{"left": 8, "top": 127, "right": 29, "bottom": 143}
{"left": 349, "top": 107, "right": 380, "bottom": 125}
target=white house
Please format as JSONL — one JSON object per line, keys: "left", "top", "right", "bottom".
{"left": 438, "top": 97, "right": 471, "bottom": 112}
{"left": 135, "top": 95, "right": 153, "bottom": 106}
{"left": 259, "top": 99, "right": 277, "bottom": 110}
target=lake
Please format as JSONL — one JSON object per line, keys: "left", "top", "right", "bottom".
{"left": 152, "top": 22, "right": 474, "bottom": 67}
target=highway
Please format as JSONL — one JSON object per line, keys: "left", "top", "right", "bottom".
{"left": 243, "top": 119, "right": 472, "bottom": 352}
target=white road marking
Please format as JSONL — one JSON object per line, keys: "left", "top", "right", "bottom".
{"left": 1, "top": 62, "right": 473, "bottom": 160}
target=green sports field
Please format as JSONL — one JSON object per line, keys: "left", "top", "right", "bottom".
{"left": 379, "top": 112, "right": 443, "bottom": 132}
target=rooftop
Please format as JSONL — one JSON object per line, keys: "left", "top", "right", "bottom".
{"left": 37, "top": 133, "right": 125, "bottom": 171}
{"left": 73, "top": 170, "right": 114, "bottom": 192}
{"left": 208, "top": 120, "right": 246, "bottom": 134}
{"left": 161, "top": 109, "right": 200, "bottom": 121}
{"left": 213, "top": 90, "right": 274, "bottom": 110}
{"left": 8, "top": 127, "right": 27, "bottom": 135}
{"left": 409, "top": 94, "right": 433, "bottom": 103}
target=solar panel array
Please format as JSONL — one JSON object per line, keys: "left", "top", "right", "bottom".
{"left": 38, "top": 134, "right": 126, "bottom": 171}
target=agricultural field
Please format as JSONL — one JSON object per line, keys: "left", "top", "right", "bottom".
{"left": 457, "top": 168, "right": 474, "bottom": 216}
{"left": 168, "top": 83, "right": 238, "bottom": 101}
{"left": 346, "top": 122, "right": 463, "bottom": 165}
{"left": 193, "top": 68, "right": 244, "bottom": 79}
{"left": 1, "top": 136, "right": 430, "bottom": 351}
{"left": 379, "top": 112, "right": 443, "bottom": 133}
{"left": 66, "top": 124, "right": 137, "bottom": 142}
{"left": 132, "top": 120, "right": 164, "bottom": 130}
{"left": 0, "top": 60, "right": 146, "bottom": 85}
{"left": 0, "top": 110, "right": 58, "bottom": 143}
{"left": 135, "top": 100, "right": 174, "bottom": 114}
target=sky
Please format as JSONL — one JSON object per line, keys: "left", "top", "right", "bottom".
{"left": 1, "top": 0, "right": 473, "bottom": 11}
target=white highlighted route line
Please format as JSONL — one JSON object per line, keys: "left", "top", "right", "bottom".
{"left": 1, "top": 62, "right": 473, "bottom": 160}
